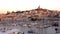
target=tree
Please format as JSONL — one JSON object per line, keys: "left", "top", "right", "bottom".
{"left": 6, "top": 11, "right": 10, "bottom": 15}
{"left": 12, "top": 11, "right": 15, "bottom": 13}
{"left": 16, "top": 11, "right": 21, "bottom": 13}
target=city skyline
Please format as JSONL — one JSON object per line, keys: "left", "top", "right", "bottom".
{"left": 0, "top": 0, "right": 60, "bottom": 13}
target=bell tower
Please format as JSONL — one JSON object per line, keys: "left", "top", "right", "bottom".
{"left": 37, "top": 5, "right": 41, "bottom": 14}
{"left": 37, "top": 5, "right": 40, "bottom": 9}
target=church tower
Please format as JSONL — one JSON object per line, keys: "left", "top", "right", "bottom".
{"left": 37, "top": 5, "right": 41, "bottom": 14}
{"left": 37, "top": 5, "right": 40, "bottom": 9}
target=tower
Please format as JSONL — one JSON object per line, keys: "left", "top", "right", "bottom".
{"left": 37, "top": 5, "right": 41, "bottom": 14}
{"left": 37, "top": 5, "right": 40, "bottom": 9}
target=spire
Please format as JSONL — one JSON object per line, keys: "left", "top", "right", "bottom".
{"left": 37, "top": 5, "right": 40, "bottom": 9}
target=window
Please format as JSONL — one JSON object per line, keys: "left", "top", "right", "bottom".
{"left": 28, "top": 31, "right": 33, "bottom": 33}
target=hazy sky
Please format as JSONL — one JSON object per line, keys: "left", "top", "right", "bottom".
{"left": 0, "top": 0, "right": 60, "bottom": 13}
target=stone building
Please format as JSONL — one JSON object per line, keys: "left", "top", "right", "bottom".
{"left": 0, "top": 6, "right": 60, "bottom": 34}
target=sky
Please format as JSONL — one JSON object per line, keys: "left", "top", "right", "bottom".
{"left": 0, "top": 0, "right": 60, "bottom": 13}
